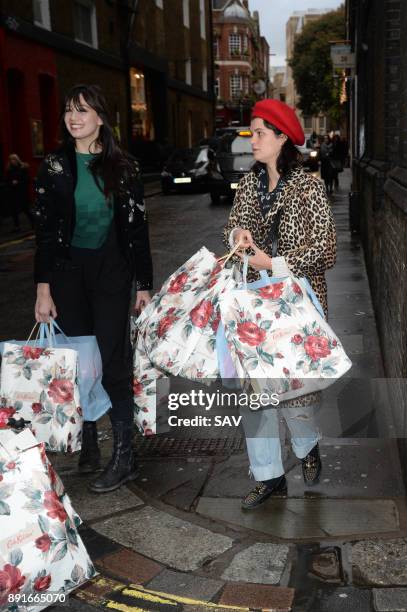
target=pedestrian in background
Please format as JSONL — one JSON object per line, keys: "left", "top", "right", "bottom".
{"left": 319, "top": 135, "right": 334, "bottom": 194}
{"left": 34, "top": 84, "right": 153, "bottom": 493}
{"left": 6, "top": 154, "right": 34, "bottom": 231}
{"left": 224, "top": 99, "right": 336, "bottom": 510}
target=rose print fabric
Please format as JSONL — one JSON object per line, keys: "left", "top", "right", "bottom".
{"left": 0, "top": 343, "right": 82, "bottom": 452}
{"left": 138, "top": 248, "right": 237, "bottom": 377}
{"left": 220, "top": 271, "right": 352, "bottom": 402}
{"left": 132, "top": 247, "right": 238, "bottom": 433}
{"left": 0, "top": 429, "right": 96, "bottom": 611}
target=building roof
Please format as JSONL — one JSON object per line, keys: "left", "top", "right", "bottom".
{"left": 224, "top": 1, "right": 249, "bottom": 19}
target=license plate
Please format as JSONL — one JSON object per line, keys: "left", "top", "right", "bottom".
{"left": 230, "top": 182, "right": 239, "bottom": 190}
{"left": 174, "top": 177, "right": 192, "bottom": 184}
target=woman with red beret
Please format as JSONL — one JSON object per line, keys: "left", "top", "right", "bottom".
{"left": 223, "top": 99, "right": 337, "bottom": 510}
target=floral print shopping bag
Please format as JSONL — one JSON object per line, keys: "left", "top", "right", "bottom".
{"left": 0, "top": 327, "right": 82, "bottom": 452}
{"left": 220, "top": 258, "right": 352, "bottom": 402}
{"left": 0, "top": 429, "right": 96, "bottom": 611}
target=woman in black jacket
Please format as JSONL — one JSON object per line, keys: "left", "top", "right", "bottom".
{"left": 34, "top": 84, "right": 153, "bottom": 493}
{"left": 6, "top": 154, "right": 34, "bottom": 231}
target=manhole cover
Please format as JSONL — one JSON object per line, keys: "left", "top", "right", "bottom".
{"left": 134, "top": 435, "right": 244, "bottom": 457}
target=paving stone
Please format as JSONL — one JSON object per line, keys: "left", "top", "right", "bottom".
{"left": 131, "top": 459, "right": 211, "bottom": 500}
{"left": 202, "top": 454, "right": 252, "bottom": 498}
{"left": 286, "top": 440, "right": 405, "bottom": 498}
{"left": 95, "top": 506, "right": 233, "bottom": 571}
{"left": 64, "top": 477, "right": 143, "bottom": 521}
{"left": 196, "top": 498, "right": 399, "bottom": 539}
{"left": 314, "top": 586, "right": 372, "bottom": 611}
{"left": 352, "top": 539, "right": 407, "bottom": 586}
{"left": 146, "top": 569, "right": 223, "bottom": 601}
{"left": 221, "top": 543, "right": 290, "bottom": 585}
{"left": 218, "top": 583, "right": 294, "bottom": 610}
{"left": 373, "top": 588, "right": 407, "bottom": 611}
{"left": 97, "top": 549, "right": 163, "bottom": 584}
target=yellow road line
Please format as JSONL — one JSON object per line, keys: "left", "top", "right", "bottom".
{"left": 0, "top": 233, "right": 34, "bottom": 249}
{"left": 124, "top": 585, "right": 249, "bottom": 610}
{"left": 105, "top": 602, "right": 146, "bottom": 612}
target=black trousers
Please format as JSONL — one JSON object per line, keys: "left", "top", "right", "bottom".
{"left": 50, "top": 227, "right": 133, "bottom": 423}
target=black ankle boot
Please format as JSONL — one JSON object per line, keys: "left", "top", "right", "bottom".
{"left": 301, "top": 443, "right": 322, "bottom": 485}
{"left": 78, "top": 421, "right": 101, "bottom": 474}
{"left": 241, "top": 475, "right": 287, "bottom": 510}
{"left": 88, "top": 421, "right": 137, "bottom": 493}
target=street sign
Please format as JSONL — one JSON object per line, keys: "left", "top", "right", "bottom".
{"left": 330, "top": 44, "right": 355, "bottom": 68}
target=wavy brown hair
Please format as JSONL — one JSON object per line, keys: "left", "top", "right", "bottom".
{"left": 60, "top": 84, "right": 132, "bottom": 198}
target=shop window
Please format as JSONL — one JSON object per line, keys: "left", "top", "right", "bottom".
{"left": 229, "top": 33, "right": 241, "bottom": 56}
{"left": 230, "top": 74, "right": 242, "bottom": 99}
{"left": 183, "top": 0, "right": 190, "bottom": 28}
{"left": 130, "top": 68, "right": 153, "bottom": 140}
{"left": 200, "top": 0, "right": 206, "bottom": 39}
{"left": 33, "top": 0, "right": 51, "bottom": 29}
{"left": 74, "top": 0, "right": 98, "bottom": 48}
{"left": 202, "top": 66, "right": 208, "bottom": 92}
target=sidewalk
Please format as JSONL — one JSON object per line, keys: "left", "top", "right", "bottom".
{"left": 52, "top": 170, "right": 407, "bottom": 612}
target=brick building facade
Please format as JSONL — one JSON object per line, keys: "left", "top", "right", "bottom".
{"left": 0, "top": 0, "right": 215, "bottom": 180}
{"left": 346, "top": 0, "right": 407, "bottom": 459}
{"left": 212, "top": 0, "right": 269, "bottom": 127}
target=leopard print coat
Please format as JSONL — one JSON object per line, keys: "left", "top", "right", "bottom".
{"left": 223, "top": 166, "right": 336, "bottom": 317}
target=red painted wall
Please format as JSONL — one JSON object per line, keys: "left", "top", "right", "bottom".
{"left": 0, "top": 29, "right": 58, "bottom": 185}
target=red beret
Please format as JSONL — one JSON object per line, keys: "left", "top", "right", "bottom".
{"left": 252, "top": 99, "right": 305, "bottom": 146}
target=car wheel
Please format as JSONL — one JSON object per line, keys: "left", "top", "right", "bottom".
{"left": 210, "top": 192, "right": 221, "bottom": 205}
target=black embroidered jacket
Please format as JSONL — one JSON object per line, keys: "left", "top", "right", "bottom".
{"left": 33, "top": 145, "right": 153, "bottom": 290}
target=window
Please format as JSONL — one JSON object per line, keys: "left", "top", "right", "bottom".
{"left": 155, "top": 0, "right": 163, "bottom": 7}
{"left": 214, "top": 78, "right": 220, "bottom": 99}
{"left": 185, "top": 58, "right": 192, "bottom": 85}
{"left": 213, "top": 38, "right": 219, "bottom": 58}
{"left": 33, "top": 0, "right": 51, "bottom": 29}
{"left": 319, "top": 115, "right": 326, "bottom": 131}
{"left": 229, "top": 33, "right": 241, "bottom": 56}
{"left": 129, "top": 68, "right": 154, "bottom": 140}
{"left": 183, "top": 0, "right": 190, "bottom": 28}
{"left": 74, "top": 0, "right": 98, "bottom": 48}
{"left": 202, "top": 66, "right": 208, "bottom": 92}
{"left": 230, "top": 74, "right": 242, "bottom": 99}
{"left": 303, "top": 116, "right": 313, "bottom": 130}
{"left": 200, "top": 0, "right": 206, "bottom": 39}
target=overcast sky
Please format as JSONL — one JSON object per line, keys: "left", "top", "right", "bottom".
{"left": 249, "top": 0, "right": 343, "bottom": 66}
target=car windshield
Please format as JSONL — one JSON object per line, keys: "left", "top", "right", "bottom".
{"left": 219, "top": 135, "right": 253, "bottom": 155}
{"left": 168, "top": 147, "right": 207, "bottom": 163}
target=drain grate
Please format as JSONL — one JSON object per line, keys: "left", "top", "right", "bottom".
{"left": 134, "top": 435, "right": 245, "bottom": 457}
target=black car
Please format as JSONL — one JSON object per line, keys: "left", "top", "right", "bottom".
{"left": 207, "top": 129, "right": 254, "bottom": 205}
{"left": 161, "top": 146, "right": 211, "bottom": 194}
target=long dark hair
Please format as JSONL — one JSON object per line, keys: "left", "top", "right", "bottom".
{"left": 252, "top": 118, "right": 302, "bottom": 177}
{"left": 60, "top": 84, "right": 132, "bottom": 198}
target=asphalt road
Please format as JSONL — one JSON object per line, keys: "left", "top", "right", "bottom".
{"left": 0, "top": 187, "right": 230, "bottom": 342}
